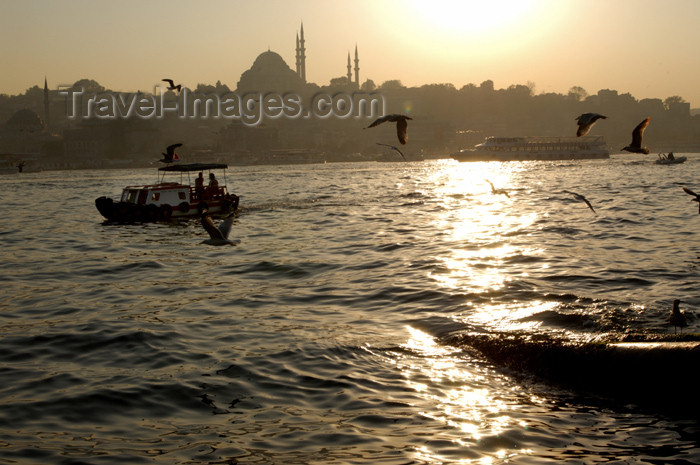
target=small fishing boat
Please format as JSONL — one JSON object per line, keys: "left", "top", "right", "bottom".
{"left": 654, "top": 154, "right": 686, "bottom": 165}
{"left": 95, "top": 163, "right": 239, "bottom": 222}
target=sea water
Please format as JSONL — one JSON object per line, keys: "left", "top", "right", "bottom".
{"left": 1, "top": 155, "right": 699, "bottom": 464}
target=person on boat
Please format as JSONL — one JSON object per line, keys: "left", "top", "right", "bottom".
{"left": 195, "top": 172, "right": 205, "bottom": 199}
{"left": 667, "top": 152, "right": 675, "bottom": 160}
{"left": 207, "top": 173, "right": 219, "bottom": 198}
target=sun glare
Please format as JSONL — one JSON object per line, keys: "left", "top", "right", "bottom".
{"left": 406, "top": 0, "right": 541, "bottom": 38}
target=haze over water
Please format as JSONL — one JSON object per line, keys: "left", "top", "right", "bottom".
{"left": 2, "top": 156, "right": 699, "bottom": 464}
{"left": 3, "top": 1, "right": 700, "bottom": 107}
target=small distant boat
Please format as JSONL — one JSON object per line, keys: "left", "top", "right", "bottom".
{"left": 95, "top": 163, "right": 239, "bottom": 222}
{"left": 654, "top": 154, "right": 686, "bottom": 165}
{"left": 452, "top": 135, "right": 609, "bottom": 162}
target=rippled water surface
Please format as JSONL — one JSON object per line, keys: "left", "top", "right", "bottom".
{"left": 2, "top": 156, "right": 699, "bottom": 464}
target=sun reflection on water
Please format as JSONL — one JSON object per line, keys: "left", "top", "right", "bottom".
{"left": 461, "top": 300, "right": 560, "bottom": 333}
{"left": 392, "top": 162, "right": 552, "bottom": 462}
{"left": 426, "top": 162, "right": 544, "bottom": 316}
{"left": 398, "top": 326, "right": 539, "bottom": 463}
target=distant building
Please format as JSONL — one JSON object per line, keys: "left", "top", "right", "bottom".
{"left": 236, "top": 50, "right": 306, "bottom": 93}
{"left": 0, "top": 109, "right": 59, "bottom": 156}
{"left": 639, "top": 98, "right": 665, "bottom": 115}
{"left": 63, "top": 119, "right": 161, "bottom": 165}
{"left": 63, "top": 121, "right": 110, "bottom": 160}
{"left": 217, "top": 121, "right": 278, "bottom": 152}
{"left": 238, "top": 22, "right": 360, "bottom": 93}
{"left": 668, "top": 101, "right": 691, "bottom": 118}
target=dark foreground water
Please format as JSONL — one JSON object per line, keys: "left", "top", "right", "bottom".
{"left": 1, "top": 155, "right": 699, "bottom": 464}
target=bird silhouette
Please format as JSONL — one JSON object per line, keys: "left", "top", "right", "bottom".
{"left": 669, "top": 299, "right": 688, "bottom": 334}
{"left": 200, "top": 210, "right": 238, "bottom": 246}
{"left": 621, "top": 117, "right": 651, "bottom": 154}
{"left": 485, "top": 179, "right": 510, "bottom": 198}
{"left": 682, "top": 187, "right": 700, "bottom": 214}
{"left": 159, "top": 143, "right": 182, "bottom": 163}
{"left": 563, "top": 190, "right": 596, "bottom": 214}
{"left": 365, "top": 114, "right": 412, "bottom": 144}
{"left": 376, "top": 142, "right": 406, "bottom": 161}
{"left": 575, "top": 113, "right": 607, "bottom": 137}
{"left": 162, "top": 79, "right": 182, "bottom": 93}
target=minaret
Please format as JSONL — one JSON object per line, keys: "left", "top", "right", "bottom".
{"left": 298, "top": 22, "right": 306, "bottom": 83}
{"left": 295, "top": 32, "right": 301, "bottom": 76}
{"left": 347, "top": 52, "right": 352, "bottom": 84}
{"left": 43, "top": 76, "right": 50, "bottom": 130}
{"left": 354, "top": 45, "right": 360, "bottom": 87}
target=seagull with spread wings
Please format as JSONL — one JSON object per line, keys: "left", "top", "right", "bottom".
{"left": 200, "top": 210, "right": 238, "bottom": 246}
{"left": 564, "top": 190, "right": 596, "bottom": 214}
{"left": 682, "top": 186, "right": 700, "bottom": 214}
{"left": 621, "top": 117, "right": 651, "bottom": 154}
{"left": 486, "top": 179, "right": 510, "bottom": 198}
{"left": 159, "top": 143, "right": 182, "bottom": 163}
{"left": 365, "top": 114, "right": 413, "bottom": 145}
{"left": 376, "top": 142, "right": 406, "bottom": 161}
{"left": 162, "top": 79, "right": 182, "bottom": 93}
{"left": 575, "top": 113, "right": 607, "bottom": 137}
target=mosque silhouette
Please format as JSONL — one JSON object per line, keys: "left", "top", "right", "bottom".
{"left": 236, "top": 23, "right": 360, "bottom": 93}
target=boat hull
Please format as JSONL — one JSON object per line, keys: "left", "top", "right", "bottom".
{"left": 452, "top": 135, "right": 610, "bottom": 162}
{"left": 453, "top": 151, "right": 610, "bottom": 162}
{"left": 95, "top": 194, "right": 239, "bottom": 223}
{"left": 654, "top": 156, "right": 686, "bottom": 165}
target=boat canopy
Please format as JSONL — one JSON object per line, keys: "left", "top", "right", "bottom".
{"left": 158, "top": 163, "right": 228, "bottom": 172}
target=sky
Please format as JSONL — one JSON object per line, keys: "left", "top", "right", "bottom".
{"left": 2, "top": 0, "right": 700, "bottom": 107}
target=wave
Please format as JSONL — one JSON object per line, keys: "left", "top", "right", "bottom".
{"left": 442, "top": 330, "right": 700, "bottom": 413}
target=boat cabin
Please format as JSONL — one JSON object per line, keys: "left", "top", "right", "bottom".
{"left": 120, "top": 183, "right": 189, "bottom": 207}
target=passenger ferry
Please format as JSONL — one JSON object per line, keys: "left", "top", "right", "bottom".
{"left": 452, "top": 135, "right": 609, "bottom": 162}
{"left": 95, "top": 163, "right": 239, "bottom": 222}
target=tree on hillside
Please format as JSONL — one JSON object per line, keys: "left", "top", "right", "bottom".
{"left": 568, "top": 86, "right": 588, "bottom": 102}
{"left": 71, "top": 79, "right": 105, "bottom": 93}
{"left": 329, "top": 77, "right": 350, "bottom": 88}
{"left": 479, "top": 80, "right": 494, "bottom": 92}
{"left": 379, "top": 80, "right": 404, "bottom": 91}
{"left": 360, "top": 79, "right": 376, "bottom": 92}
{"left": 664, "top": 95, "right": 686, "bottom": 109}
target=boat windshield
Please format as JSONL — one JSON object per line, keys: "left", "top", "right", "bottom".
{"left": 121, "top": 189, "right": 139, "bottom": 203}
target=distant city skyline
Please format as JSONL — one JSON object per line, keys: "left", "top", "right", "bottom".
{"left": 2, "top": 0, "right": 700, "bottom": 107}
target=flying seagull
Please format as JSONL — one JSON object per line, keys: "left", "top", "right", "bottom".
{"left": 162, "top": 79, "right": 182, "bottom": 93}
{"left": 160, "top": 143, "right": 182, "bottom": 163}
{"left": 376, "top": 142, "right": 406, "bottom": 161}
{"left": 669, "top": 299, "right": 688, "bottom": 334}
{"left": 575, "top": 113, "right": 607, "bottom": 137}
{"left": 485, "top": 179, "right": 510, "bottom": 198}
{"left": 682, "top": 186, "right": 700, "bottom": 214}
{"left": 563, "top": 190, "right": 596, "bottom": 214}
{"left": 365, "top": 114, "right": 413, "bottom": 145}
{"left": 200, "top": 210, "right": 238, "bottom": 246}
{"left": 621, "top": 117, "right": 651, "bottom": 154}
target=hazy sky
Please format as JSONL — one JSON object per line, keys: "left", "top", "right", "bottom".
{"left": 2, "top": 0, "right": 700, "bottom": 106}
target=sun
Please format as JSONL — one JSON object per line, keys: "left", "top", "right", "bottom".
{"left": 405, "top": 0, "right": 543, "bottom": 38}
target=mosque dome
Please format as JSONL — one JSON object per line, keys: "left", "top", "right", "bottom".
{"left": 251, "top": 51, "right": 288, "bottom": 72}
{"left": 236, "top": 50, "right": 305, "bottom": 93}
